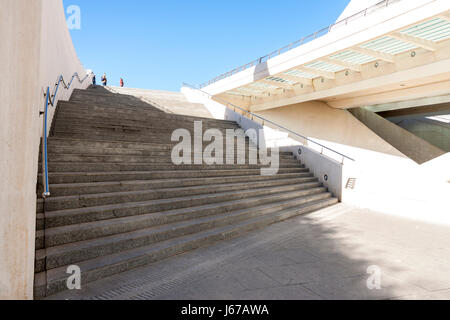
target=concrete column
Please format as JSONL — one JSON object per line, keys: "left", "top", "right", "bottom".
{"left": 0, "top": 0, "right": 43, "bottom": 300}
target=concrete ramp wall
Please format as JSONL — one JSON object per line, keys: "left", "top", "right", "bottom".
{"left": 349, "top": 107, "right": 446, "bottom": 164}
{"left": 391, "top": 117, "right": 450, "bottom": 153}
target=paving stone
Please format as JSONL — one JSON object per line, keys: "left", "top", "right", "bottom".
{"left": 233, "top": 285, "right": 323, "bottom": 300}
{"left": 302, "top": 274, "right": 429, "bottom": 300}
{"left": 45, "top": 203, "right": 450, "bottom": 300}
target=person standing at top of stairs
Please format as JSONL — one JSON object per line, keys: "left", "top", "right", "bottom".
{"left": 120, "top": 78, "right": 124, "bottom": 87}
{"left": 102, "top": 73, "right": 107, "bottom": 86}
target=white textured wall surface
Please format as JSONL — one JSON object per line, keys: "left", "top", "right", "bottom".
{"left": 184, "top": 87, "right": 450, "bottom": 226}
{"left": 281, "top": 145, "right": 344, "bottom": 201}
{"left": 258, "top": 103, "right": 450, "bottom": 226}
{"left": 0, "top": 0, "right": 89, "bottom": 299}
{"left": 183, "top": 87, "right": 345, "bottom": 200}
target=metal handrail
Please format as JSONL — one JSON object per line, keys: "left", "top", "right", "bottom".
{"left": 199, "top": 0, "right": 402, "bottom": 88}
{"left": 183, "top": 83, "right": 355, "bottom": 164}
{"left": 41, "top": 72, "right": 91, "bottom": 198}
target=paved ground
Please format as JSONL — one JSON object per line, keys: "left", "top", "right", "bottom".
{"left": 46, "top": 204, "right": 450, "bottom": 300}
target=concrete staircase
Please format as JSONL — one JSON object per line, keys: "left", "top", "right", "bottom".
{"left": 34, "top": 86, "right": 338, "bottom": 299}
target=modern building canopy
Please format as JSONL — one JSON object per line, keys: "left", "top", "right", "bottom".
{"left": 201, "top": 0, "right": 450, "bottom": 112}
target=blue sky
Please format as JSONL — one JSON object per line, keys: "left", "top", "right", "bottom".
{"left": 64, "top": 0, "right": 350, "bottom": 91}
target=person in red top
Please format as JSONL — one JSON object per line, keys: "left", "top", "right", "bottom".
{"left": 120, "top": 78, "right": 124, "bottom": 87}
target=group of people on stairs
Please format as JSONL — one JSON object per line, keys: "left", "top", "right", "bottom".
{"left": 91, "top": 73, "right": 124, "bottom": 87}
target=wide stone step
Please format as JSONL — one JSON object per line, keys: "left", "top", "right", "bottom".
{"left": 49, "top": 133, "right": 256, "bottom": 149}
{"left": 40, "top": 153, "right": 298, "bottom": 164}
{"left": 49, "top": 131, "right": 199, "bottom": 144}
{"left": 58, "top": 100, "right": 237, "bottom": 125}
{"left": 57, "top": 100, "right": 235, "bottom": 124}
{"left": 70, "top": 90, "right": 165, "bottom": 102}
{"left": 48, "top": 145, "right": 170, "bottom": 157}
{"left": 42, "top": 151, "right": 291, "bottom": 166}
{"left": 38, "top": 168, "right": 309, "bottom": 186}
{"left": 72, "top": 88, "right": 139, "bottom": 97}
{"left": 47, "top": 137, "right": 258, "bottom": 151}
{"left": 70, "top": 93, "right": 155, "bottom": 104}
{"left": 52, "top": 119, "right": 239, "bottom": 134}
{"left": 41, "top": 173, "right": 310, "bottom": 197}
{"left": 55, "top": 112, "right": 240, "bottom": 130}
{"left": 41, "top": 184, "right": 326, "bottom": 229}
{"left": 35, "top": 177, "right": 316, "bottom": 231}
{"left": 47, "top": 144, "right": 294, "bottom": 157}
{"left": 69, "top": 95, "right": 163, "bottom": 109}
{"left": 70, "top": 90, "right": 157, "bottom": 101}
{"left": 34, "top": 197, "right": 338, "bottom": 299}
{"left": 50, "top": 131, "right": 256, "bottom": 145}
{"left": 67, "top": 191, "right": 329, "bottom": 248}
{"left": 72, "top": 88, "right": 149, "bottom": 98}
{"left": 58, "top": 108, "right": 232, "bottom": 128}
{"left": 39, "top": 162, "right": 300, "bottom": 173}
{"left": 42, "top": 177, "right": 317, "bottom": 211}
{"left": 51, "top": 126, "right": 250, "bottom": 140}
{"left": 39, "top": 192, "right": 333, "bottom": 269}
{"left": 51, "top": 131, "right": 171, "bottom": 144}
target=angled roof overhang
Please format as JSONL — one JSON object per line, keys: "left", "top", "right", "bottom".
{"left": 201, "top": 0, "right": 450, "bottom": 112}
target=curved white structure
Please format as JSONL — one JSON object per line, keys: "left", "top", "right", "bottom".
{"left": 203, "top": 0, "right": 450, "bottom": 111}
{"left": 185, "top": 0, "right": 450, "bottom": 232}
{"left": 0, "top": 0, "right": 90, "bottom": 299}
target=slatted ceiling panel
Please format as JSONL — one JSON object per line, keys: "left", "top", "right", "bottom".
{"left": 429, "top": 27, "right": 450, "bottom": 42}
{"left": 359, "top": 36, "right": 412, "bottom": 54}
{"left": 412, "top": 19, "right": 450, "bottom": 37}
{"left": 266, "top": 76, "right": 297, "bottom": 85}
{"left": 304, "top": 61, "right": 346, "bottom": 73}
{"left": 249, "top": 82, "right": 279, "bottom": 90}
{"left": 432, "top": 30, "right": 450, "bottom": 41}
{"left": 330, "top": 50, "right": 376, "bottom": 64}
{"left": 401, "top": 18, "right": 450, "bottom": 42}
{"left": 226, "top": 90, "right": 252, "bottom": 97}
{"left": 235, "top": 87, "right": 263, "bottom": 95}
{"left": 360, "top": 36, "right": 417, "bottom": 54}
{"left": 284, "top": 69, "right": 317, "bottom": 79}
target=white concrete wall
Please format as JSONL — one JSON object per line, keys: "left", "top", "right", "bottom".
{"left": 182, "top": 86, "right": 346, "bottom": 200}
{"left": 258, "top": 102, "right": 450, "bottom": 226}
{"left": 183, "top": 87, "right": 450, "bottom": 226}
{"left": 0, "top": 0, "right": 90, "bottom": 300}
{"left": 281, "top": 145, "right": 344, "bottom": 201}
